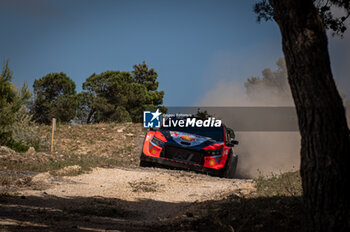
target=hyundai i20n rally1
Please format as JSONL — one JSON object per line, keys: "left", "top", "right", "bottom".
{"left": 140, "top": 117, "right": 239, "bottom": 178}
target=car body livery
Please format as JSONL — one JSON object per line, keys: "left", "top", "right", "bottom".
{"left": 140, "top": 117, "right": 238, "bottom": 178}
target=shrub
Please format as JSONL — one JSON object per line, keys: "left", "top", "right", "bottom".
{"left": 0, "top": 60, "right": 43, "bottom": 152}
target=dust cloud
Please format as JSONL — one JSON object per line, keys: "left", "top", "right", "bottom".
{"left": 235, "top": 132, "right": 300, "bottom": 178}
{"left": 198, "top": 80, "right": 300, "bottom": 178}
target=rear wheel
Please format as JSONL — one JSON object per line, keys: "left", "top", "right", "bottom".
{"left": 222, "top": 153, "right": 238, "bottom": 178}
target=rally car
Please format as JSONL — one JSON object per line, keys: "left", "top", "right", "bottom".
{"left": 139, "top": 117, "right": 239, "bottom": 178}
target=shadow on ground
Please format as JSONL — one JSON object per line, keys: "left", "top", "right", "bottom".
{"left": 0, "top": 193, "right": 305, "bottom": 232}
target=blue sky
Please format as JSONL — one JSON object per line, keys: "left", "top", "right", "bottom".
{"left": 1, "top": 0, "right": 349, "bottom": 106}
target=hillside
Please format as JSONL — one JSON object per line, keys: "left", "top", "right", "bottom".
{"left": 1, "top": 123, "right": 144, "bottom": 175}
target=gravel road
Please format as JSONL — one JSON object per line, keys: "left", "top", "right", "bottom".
{"left": 1, "top": 166, "right": 254, "bottom": 231}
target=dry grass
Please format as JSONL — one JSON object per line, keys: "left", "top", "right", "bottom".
{"left": 253, "top": 171, "right": 302, "bottom": 197}
{"left": 0, "top": 123, "right": 146, "bottom": 177}
{"left": 174, "top": 171, "right": 305, "bottom": 232}
{"left": 128, "top": 180, "right": 163, "bottom": 193}
{"left": 0, "top": 172, "right": 32, "bottom": 187}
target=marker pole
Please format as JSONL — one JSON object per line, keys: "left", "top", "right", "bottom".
{"left": 51, "top": 118, "right": 56, "bottom": 153}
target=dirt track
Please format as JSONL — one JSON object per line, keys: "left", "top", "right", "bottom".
{"left": 0, "top": 124, "right": 255, "bottom": 231}
{"left": 1, "top": 167, "right": 254, "bottom": 231}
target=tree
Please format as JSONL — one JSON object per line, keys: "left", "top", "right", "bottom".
{"left": 195, "top": 108, "right": 211, "bottom": 119}
{"left": 131, "top": 62, "right": 166, "bottom": 121}
{"left": 255, "top": 0, "right": 350, "bottom": 231}
{"left": 132, "top": 61, "right": 165, "bottom": 107}
{"left": 132, "top": 61, "right": 159, "bottom": 91}
{"left": 32, "top": 72, "right": 77, "bottom": 124}
{"left": 1, "top": 60, "right": 18, "bottom": 146}
{"left": 82, "top": 71, "right": 146, "bottom": 123}
{"left": 245, "top": 57, "right": 291, "bottom": 103}
{"left": 75, "top": 92, "right": 95, "bottom": 124}
{"left": 80, "top": 62, "right": 166, "bottom": 123}
{"left": 0, "top": 60, "right": 32, "bottom": 152}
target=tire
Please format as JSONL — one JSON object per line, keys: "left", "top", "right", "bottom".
{"left": 222, "top": 153, "right": 238, "bottom": 179}
{"left": 140, "top": 159, "right": 153, "bottom": 167}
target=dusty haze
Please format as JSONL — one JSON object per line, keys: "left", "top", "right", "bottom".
{"left": 198, "top": 79, "right": 300, "bottom": 178}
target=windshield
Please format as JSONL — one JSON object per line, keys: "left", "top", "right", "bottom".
{"left": 161, "top": 118, "right": 224, "bottom": 142}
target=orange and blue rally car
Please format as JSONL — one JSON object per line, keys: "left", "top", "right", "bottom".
{"left": 140, "top": 116, "right": 239, "bottom": 178}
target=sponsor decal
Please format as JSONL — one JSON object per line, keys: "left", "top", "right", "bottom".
{"left": 180, "top": 136, "right": 195, "bottom": 141}
{"left": 170, "top": 131, "right": 180, "bottom": 137}
{"left": 170, "top": 131, "right": 212, "bottom": 147}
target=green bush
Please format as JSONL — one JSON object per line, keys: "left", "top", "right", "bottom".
{"left": 5, "top": 139, "right": 29, "bottom": 153}
{"left": 0, "top": 60, "right": 36, "bottom": 152}
{"left": 11, "top": 106, "right": 48, "bottom": 151}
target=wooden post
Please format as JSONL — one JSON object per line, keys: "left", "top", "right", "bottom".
{"left": 51, "top": 118, "right": 56, "bottom": 152}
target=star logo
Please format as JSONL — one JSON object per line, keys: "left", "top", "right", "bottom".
{"left": 150, "top": 109, "right": 162, "bottom": 122}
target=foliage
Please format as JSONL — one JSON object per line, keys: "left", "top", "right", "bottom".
{"left": 254, "top": 0, "right": 273, "bottom": 22}
{"left": 244, "top": 57, "right": 291, "bottom": 102}
{"left": 32, "top": 72, "right": 77, "bottom": 124}
{"left": 79, "top": 62, "right": 166, "bottom": 123}
{"left": 195, "top": 108, "right": 211, "bottom": 119}
{"left": 81, "top": 71, "right": 142, "bottom": 123}
{"left": 315, "top": 0, "right": 350, "bottom": 36}
{"left": 254, "top": 171, "right": 302, "bottom": 197}
{"left": 11, "top": 105, "right": 49, "bottom": 151}
{"left": 0, "top": 61, "right": 17, "bottom": 142}
{"left": 254, "top": 0, "right": 350, "bottom": 36}
{"left": 132, "top": 61, "right": 159, "bottom": 91}
{"left": 0, "top": 61, "right": 33, "bottom": 152}
{"left": 75, "top": 92, "right": 95, "bottom": 124}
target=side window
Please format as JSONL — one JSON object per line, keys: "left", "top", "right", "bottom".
{"left": 226, "top": 128, "right": 235, "bottom": 145}
{"left": 225, "top": 128, "right": 232, "bottom": 144}
{"left": 229, "top": 129, "right": 235, "bottom": 140}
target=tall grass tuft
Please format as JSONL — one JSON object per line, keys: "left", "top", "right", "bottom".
{"left": 11, "top": 106, "right": 49, "bottom": 152}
